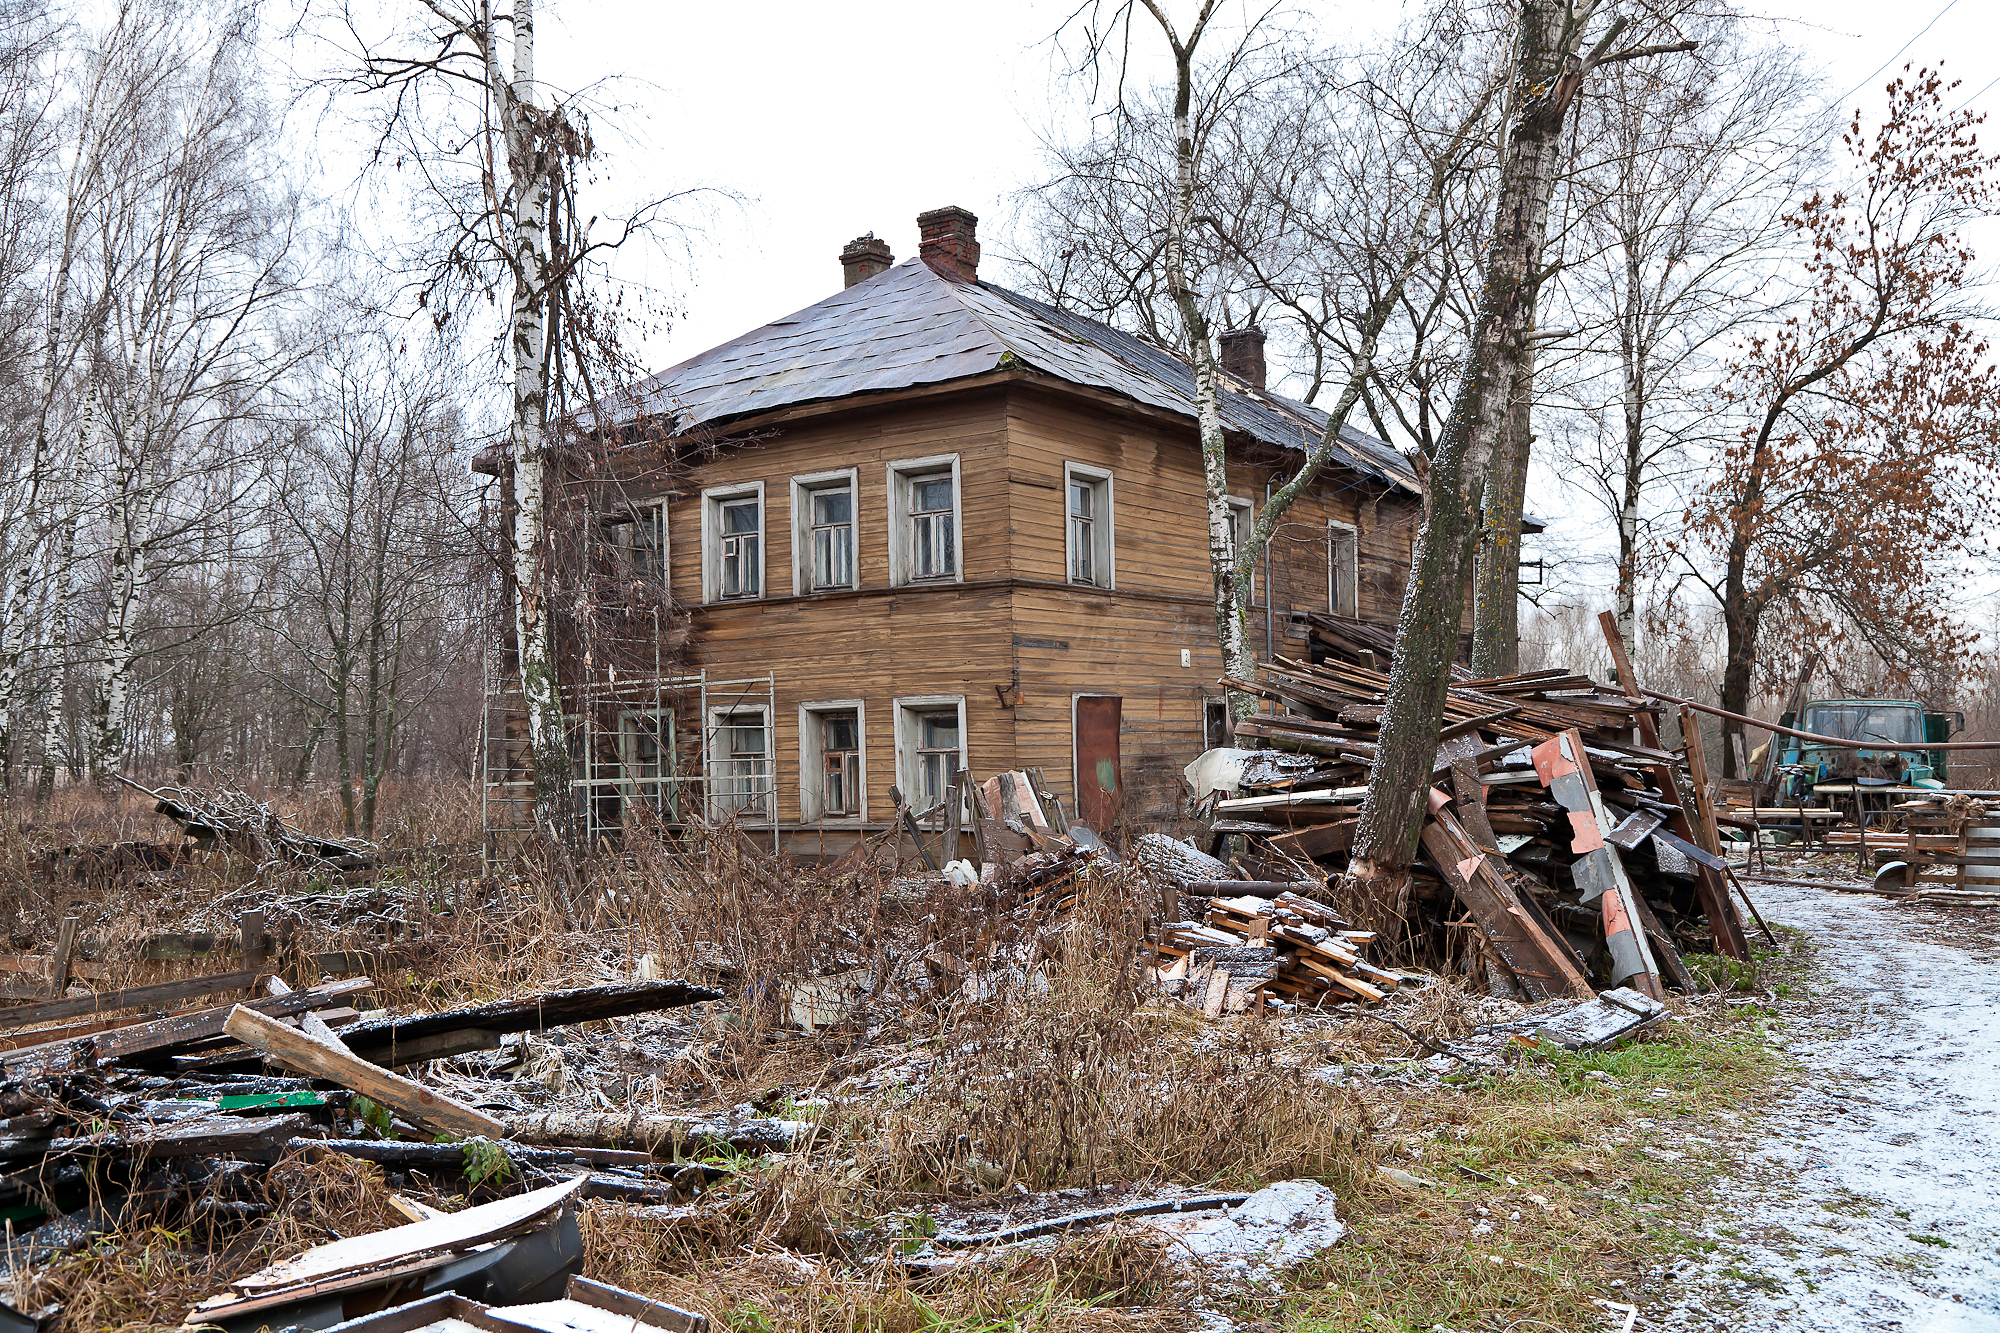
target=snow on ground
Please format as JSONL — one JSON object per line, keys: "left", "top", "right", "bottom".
{"left": 1651, "top": 879, "right": 2000, "bottom": 1332}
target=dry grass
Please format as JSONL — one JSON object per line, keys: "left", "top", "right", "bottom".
{"left": 0, "top": 787, "right": 1814, "bottom": 1333}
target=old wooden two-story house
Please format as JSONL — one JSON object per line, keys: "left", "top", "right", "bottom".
{"left": 482, "top": 207, "right": 1440, "bottom": 856}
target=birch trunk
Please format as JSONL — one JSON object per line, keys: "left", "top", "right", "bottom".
{"left": 1614, "top": 241, "right": 1645, "bottom": 654}
{"left": 36, "top": 392, "right": 93, "bottom": 801}
{"left": 89, "top": 398, "right": 158, "bottom": 791}
{"left": 495, "top": 0, "right": 574, "bottom": 842}
{"left": 1470, "top": 351, "right": 1534, "bottom": 678}
{"left": 1351, "top": 0, "right": 1612, "bottom": 906}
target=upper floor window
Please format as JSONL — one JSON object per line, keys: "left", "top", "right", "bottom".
{"left": 1064, "top": 462, "right": 1114, "bottom": 588}
{"left": 791, "top": 469, "right": 858, "bottom": 594}
{"left": 602, "top": 501, "right": 667, "bottom": 582}
{"left": 1227, "top": 495, "right": 1255, "bottom": 600}
{"left": 1328, "top": 521, "right": 1359, "bottom": 617}
{"left": 701, "top": 482, "right": 764, "bottom": 603}
{"left": 888, "top": 455, "right": 962, "bottom": 586}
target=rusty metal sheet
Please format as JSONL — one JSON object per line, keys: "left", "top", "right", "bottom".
{"left": 1074, "top": 696, "right": 1123, "bottom": 830}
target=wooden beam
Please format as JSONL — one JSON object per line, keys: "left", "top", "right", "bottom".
{"left": 0, "top": 968, "right": 259, "bottom": 1032}
{"left": 224, "top": 1004, "right": 505, "bottom": 1139}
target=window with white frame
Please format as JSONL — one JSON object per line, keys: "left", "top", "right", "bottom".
{"left": 791, "top": 470, "right": 857, "bottom": 594}
{"left": 618, "top": 709, "right": 676, "bottom": 816}
{"left": 1064, "top": 462, "right": 1113, "bottom": 588}
{"left": 707, "top": 707, "right": 772, "bottom": 820}
{"left": 604, "top": 501, "right": 668, "bottom": 582}
{"left": 894, "top": 695, "right": 966, "bottom": 825}
{"left": 701, "top": 484, "right": 764, "bottom": 603}
{"left": 887, "top": 456, "right": 961, "bottom": 585}
{"left": 1227, "top": 495, "right": 1255, "bottom": 600}
{"left": 799, "top": 700, "right": 865, "bottom": 822}
{"left": 1328, "top": 521, "right": 1359, "bottom": 616}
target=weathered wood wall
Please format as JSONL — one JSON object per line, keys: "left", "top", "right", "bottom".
{"left": 533, "top": 375, "right": 1428, "bottom": 851}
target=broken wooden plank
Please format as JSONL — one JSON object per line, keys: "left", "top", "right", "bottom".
{"left": 1529, "top": 987, "right": 1668, "bottom": 1050}
{"left": 208, "top": 1176, "right": 585, "bottom": 1299}
{"left": 1421, "top": 808, "right": 1593, "bottom": 1001}
{"left": 226, "top": 1003, "right": 504, "bottom": 1139}
{"left": 335, "top": 980, "right": 721, "bottom": 1070}
{"left": 1531, "top": 729, "right": 1666, "bottom": 1002}
{"left": 0, "top": 968, "right": 259, "bottom": 1033}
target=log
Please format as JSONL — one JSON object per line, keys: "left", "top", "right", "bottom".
{"left": 503, "top": 1110, "right": 807, "bottom": 1156}
{"left": 333, "top": 979, "right": 721, "bottom": 1069}
{"left": 224, "top": 1004, "right": 504, "bottom": 1140}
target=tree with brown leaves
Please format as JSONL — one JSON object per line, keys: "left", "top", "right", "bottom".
{"left": 1675, "top": 68, "right": 2000, "bottom": 776}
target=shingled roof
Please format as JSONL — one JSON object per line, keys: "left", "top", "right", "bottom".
{"left": 623, "top": 258, "right": 1421, "bottom": 495}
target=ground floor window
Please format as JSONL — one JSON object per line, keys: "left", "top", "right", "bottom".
{"left": 799, "top": 699, "right": 866, "bottom": 823}
{"left": 707, "top": 706, "right": 772, "bottom": 820}
{"left": 619, "top": 710, "right": 676, "bottom": 817}
{"left": 894, "top": 695, "right": 967, "bottom": 826}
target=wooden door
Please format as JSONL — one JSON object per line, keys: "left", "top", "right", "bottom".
{"left": 1074, "top": 695, "right": 1123, "bottom": 830}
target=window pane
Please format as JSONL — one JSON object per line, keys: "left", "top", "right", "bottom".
{"left": 825, "top": 713, "right": 858, "bottom": 752}
{"left": 725, "top": 500, "right": 758, "bottom": 534}
{"left": 939, "top": 513, "right": 955, "bottom": 574}
{"left": 921, "top": 713, "right": 958, "bottom": 750}
{"left": 914, "top": 477, "right": 951, "bottom": 513}
{"left": 1070, "top": 481, "right": 1092, "bottom": 518}
{"left": 813, "top": 488, "right": 851, "bottom": 525}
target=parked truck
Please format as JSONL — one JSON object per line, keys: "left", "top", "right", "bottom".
{"left": 1771, "top": 697, "right": 1963, "bottom": 800}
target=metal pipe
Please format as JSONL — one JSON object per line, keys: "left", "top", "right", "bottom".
{"left": 1642, "top": 689, "right": 2000, "bottom": 751}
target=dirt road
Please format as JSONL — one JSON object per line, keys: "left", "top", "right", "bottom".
{"left": 1653, "top": 879, "right": 2000, "bottom": 1331}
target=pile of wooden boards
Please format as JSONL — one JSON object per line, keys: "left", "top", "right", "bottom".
{"left": 1210, "top": 612, "right": 1760, "bottom": 1001}
{"left": 1152, "top": 884, "right": 1402, "bottom": 1013}
{"left": 0, "top": 960, "right": 737, "bottom": 1327}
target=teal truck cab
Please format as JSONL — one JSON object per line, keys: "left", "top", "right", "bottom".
{"left": 1773, "top": 698, "right": 1962, "bottom": 800}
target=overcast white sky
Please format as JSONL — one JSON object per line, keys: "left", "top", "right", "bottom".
{"left": 523, "top": 0, "right": 2000, "bottom": 374}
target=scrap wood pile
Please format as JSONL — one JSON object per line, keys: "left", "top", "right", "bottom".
{"left": 112, "top": 774, "right": 380, "bottom": 873}
{"left": 1134, "top": 834, "right": 1402, "bottom": 1013}
{"left": 1205, "top": 612, "right": 1763, "bottom": 1002}
{"left": 0, "top": 952, "right": 765, "bottom": 1330}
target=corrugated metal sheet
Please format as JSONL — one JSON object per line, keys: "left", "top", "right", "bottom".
{"left": 624, "top": 259, "right": 1419, "bottom": 494}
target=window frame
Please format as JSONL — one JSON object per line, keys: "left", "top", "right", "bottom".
{"left": 893, "top": 693, "right": 968, "bottom": 828}
{"left": 1327, "top": 519, "right": 1359, "bottom": 617}
{"left": 701, "top": 481, "right": 766, "bottom": 604}
{"left": 604, "top": 499, "right": 669, "bottom": 583}
{"left": 790, "top": 467, "right": 860, "bottom": 596}
{"left": 1062, "top": 461, "right": 1115, "bottom": 589}
{"left": 797, "top": 698, "right": 867, "bottom": 824}
{"left": 705, "top": 703, "right": 773, "bottom": 822}
{"left": 886, "top": 454, "right": 963, "bottom": 587}
{"left": 617, "top": 708, "right": 678, "bottom": 819}
{"left": 1226, "top": 494, "right": 1256, "bottom": 601}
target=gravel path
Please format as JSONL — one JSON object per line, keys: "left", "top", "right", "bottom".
{"left": 1651, "top": 879, "right": 2000, "bottom": 1331}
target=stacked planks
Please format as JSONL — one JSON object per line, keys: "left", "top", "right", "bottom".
{"left": 1210, "top": 615, "right": 1758, "bottom": 1001}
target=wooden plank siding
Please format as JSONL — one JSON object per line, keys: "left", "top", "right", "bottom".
{"left": 557, "top": 377, "right": 1428, "bottom": 850}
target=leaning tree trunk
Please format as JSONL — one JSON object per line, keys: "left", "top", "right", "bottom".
{"left": 1470, "top": 351, "right": 1535, "bottom": 677}
{"left": 1349, "top": 0, "right": 1611, "bottom": 918}
{"left": 497, "top": 0, "right": 574, "bottom": 844}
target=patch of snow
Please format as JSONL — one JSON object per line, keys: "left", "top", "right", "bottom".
{"left": 1143, "top": 1178, "right": 1346, "bottom": 1286}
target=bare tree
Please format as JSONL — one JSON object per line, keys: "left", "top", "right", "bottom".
{"left": 270, "top": 308, "right": 475, "bottom": 835}
{"left": 1538, "top": 11, "right": 1815, "bottom": 658}
{"left": 1031, "top": 0, "right": 1506, "bottom": 716}
{"left": 1348, "top": 0, "right": 1697, "bottom": 917}
{"left": 316, "top": 0, "right": 695, "bottom": 846}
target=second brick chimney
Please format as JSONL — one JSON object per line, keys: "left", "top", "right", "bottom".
{"left": 917, "top": 206, "right": 980, "bottom": 283}
{"left": 840, "top": 233, "right": 894, "bottom": 288}
{"left": 1220, "top": 325, "right": 1268, "bottom": 391}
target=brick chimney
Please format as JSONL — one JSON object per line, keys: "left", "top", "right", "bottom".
{"left": 1220, "top": 325, "right": 1267, "bottom": 391}
{"left": 917, "top": 206, "right": 980, "bottom": 283}
{"left": 840, "top": 233, "right": 893, "bottom": 288}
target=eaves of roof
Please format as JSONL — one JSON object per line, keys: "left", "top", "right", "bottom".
{"left": 618, "top": 258, "right": 1422, "bottom": 496}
